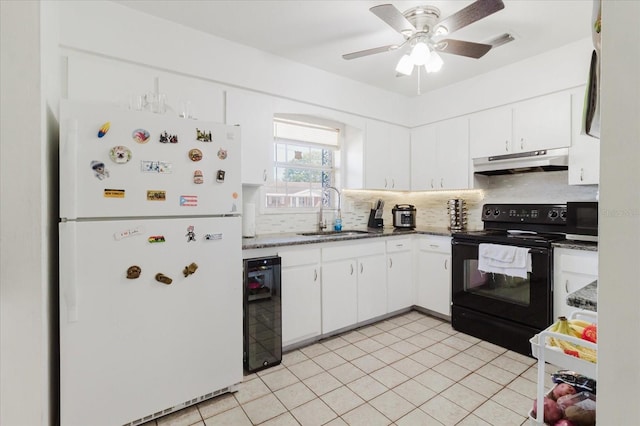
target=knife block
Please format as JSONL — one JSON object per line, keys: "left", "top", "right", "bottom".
{"left": 367, "top": 209, "right": 384, "bottom": 228}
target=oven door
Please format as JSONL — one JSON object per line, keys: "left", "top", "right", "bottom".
{"left": 451, "top": 240, "right": 553, "bottom": 330}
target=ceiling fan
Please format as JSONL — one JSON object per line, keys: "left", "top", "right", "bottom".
{"left": 343, "top": 0, "right": 511, "bottom": 76}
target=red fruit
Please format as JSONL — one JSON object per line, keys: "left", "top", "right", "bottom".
{"left": 532, "top": 397, "right": 563, "bottom": 424}
{"left": 582, "top": 324, "right": 597, "bottom": 343}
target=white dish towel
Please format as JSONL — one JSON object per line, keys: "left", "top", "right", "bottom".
{"left": 478, "top": 243, "right": 531, "bottom": 279}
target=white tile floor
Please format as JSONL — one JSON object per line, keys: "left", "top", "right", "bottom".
{"left": 142, "top": 311, "right": 559, "bottom": 426}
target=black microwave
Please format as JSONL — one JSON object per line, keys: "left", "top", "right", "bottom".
{"left": 566, "top": 202, "right": 598, "bottom": 240}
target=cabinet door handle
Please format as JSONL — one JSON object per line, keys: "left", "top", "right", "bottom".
{"left": 360, "top": 263, "right": 364, "bottom": 274}
{"left": 505, "top": 140, "right": 509, "bottom": 152}
{"left": 520, "top": 138, "right": 524, "bottom": 150}
{"left": 263, "top": 169, "right": 267, "bottom": 182}
{"left": 314, "top": 269, "right": 318, "bottom": 282}
{"left": 580, "top": 168, "right": 584, "bottom": 181}
{"left": 440, "top": 178, "right": 443, "bottom": 188}
{"left": 389, "top": 258, "right": 393, "bottom": 268}
{"left": 565, "top": 279, "right": 569, "bottom": 293}
{"left": 350, "top": 264, "right": 354, "bottom": 275}
{"left": 444, "top": 259, "right": 448, "bottom": 270}
{"left": 384, "top": 178, "right": 388, "bottom": 188}
{"left": 392, "top": 178, "right": 395, "bottom": 189}
{"left": 430, "top": 179, "right": 434, "bottom": 189}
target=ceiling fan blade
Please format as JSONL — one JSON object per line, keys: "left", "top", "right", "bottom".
{"left": 370, "top": 4, "right": 416, "bottom": 35}
{"left": 436, "top": 39, "right": 492, "bottom": 59}
{"left": 342, "top": 44, "right": 399, "bottom": 60}
{"left": 435, "top": 0, "right": 505, "bottom": 36}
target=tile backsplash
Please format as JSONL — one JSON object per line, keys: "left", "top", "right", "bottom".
{"left": 244, "top": 171, "right": 598, "bottom": 235}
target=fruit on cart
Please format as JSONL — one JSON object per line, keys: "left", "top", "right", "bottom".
{"left": 532, "top": 397, "right": 564, "bottom": 424}
{"left": 564, "top": 405, "right": 596, "bottom": 426}
{"left": 553, "top": 419, "right": 577, "bottom": 426}
{"left": 552, "top": 383, "right": 577, "bottom": 400}
{"left": 581, "top": 324, "right": 597, "bottom": 343}
{"left": 548, "top": 317, "right": 597, "bottom": 363}
{"left": 566, "top": 319, "right": 597, "bottom": 343}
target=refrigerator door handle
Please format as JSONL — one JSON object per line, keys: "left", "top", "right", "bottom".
{"left": 60, "top": 222, "right": 79, "bottom": 322}
{"left": 60, "top": 115, "right": 79, "bottom": 219}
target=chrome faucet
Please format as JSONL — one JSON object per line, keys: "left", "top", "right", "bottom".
{"left": 318, "top": 186, "right": 341, "bottom": 231}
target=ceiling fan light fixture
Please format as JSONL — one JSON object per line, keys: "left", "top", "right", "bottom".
{"left": 434, "top": 25, "right": 449, "bottom": 36}
{"left": 424, "top": 51, "right": 444, "bottom": 73}
{"left": 395, "top": 54, "right": 414, "bottom": 76}
{"left": 409, "top": 40, "right": 431, "bottom": 66}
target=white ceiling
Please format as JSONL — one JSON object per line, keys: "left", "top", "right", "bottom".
{"left": 114, "top": 0, "right": 593, "bottom": 97}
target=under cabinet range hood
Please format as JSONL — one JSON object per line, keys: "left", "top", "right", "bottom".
{"left": 473, "top": 148, "right": 568, "bottom": 175}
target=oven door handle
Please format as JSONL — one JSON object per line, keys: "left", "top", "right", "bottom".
{"left": 452, "top": 240, "right": 549, "bottom": 255}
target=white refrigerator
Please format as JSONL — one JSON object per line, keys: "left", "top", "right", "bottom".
{"left": 59, "top": 100, "right": 243, "bottom": 426}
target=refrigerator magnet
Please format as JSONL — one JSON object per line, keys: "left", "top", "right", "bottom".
{"left": 216, "top": 170, "right": 226, "bottom": 182}
{"left": 90, "top": 160, "right": 110, "bottom": 180}
{"left": 217, "top": 148, "right": 228, "bottom": 160}
{"left": 159, "top": 131, "right": 178, "bottom": 143}
{"left": 155, "top": 273, "right": 173, "bottom": 285}
{"left": 141, "top": 160, "right": 172, "bottom": 174}
{"left": 196, "top": 128, "right": 212, "bottom": 142}
{"left": 148, "top": 235, "right": 166, "bottom": 243}
{"left": 193, "top": 170, "right": 204, "bottom": 184}
{"left": 180, "top": 195, "right": 198, "bottom": 207}
{"left": 104, "top": 189, "right": 125, "bottom": 198}
{"left": 126, "top": 265, "right": 141, "bottom": 279}
{"left": 109, "top": 146, "right": 132, "bottom": 164}
{"left": 188, "top": 149, "right": 203, "bottom": 162}
{"left": 183, "top": 262, "right": 198, "bottom": 277}
{"left": 132, "top": 128, "right": 150, "bottom": 144}
{"left": 97, "top": 121, "right": 110, "bottom": 138}
{"left": 146, "top": 190, "right": 166, "bottom": 201}
{"left": 185, "top": 225, "right": 196, "bottom": 242}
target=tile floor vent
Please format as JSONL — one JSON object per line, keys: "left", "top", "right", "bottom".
{"left": 120, "top": 384, "right": 236, "bottom": 426}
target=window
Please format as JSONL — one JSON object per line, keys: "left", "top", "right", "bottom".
{"left": 266, "top": 118, "right": 341, "bottom": 210}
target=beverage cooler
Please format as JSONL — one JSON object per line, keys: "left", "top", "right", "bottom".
{"left": 243, "top": 256, "right": 282, "bottom": 373}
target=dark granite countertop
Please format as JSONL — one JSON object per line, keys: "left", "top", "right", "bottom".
{"left": 242, "top": 226, "right": 453, "bottom": 250}
{"left": 567, "top": 280, "right": 598, "bottom": 312}
{"left": 553, "top": 240, "right": 598, "bottom": 251}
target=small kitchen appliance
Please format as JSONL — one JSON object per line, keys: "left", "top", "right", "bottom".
{"left": 451, "top": 203, "right": 567, "bottom": 356}
{"left": 566, "top": 201, "right": 598, "bottom": 241}
{"left": 392, "top": 204, "right": 416, "bottom": 229}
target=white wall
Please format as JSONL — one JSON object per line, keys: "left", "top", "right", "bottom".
{"left": 597, "top": 0, "right": 640, "bottom": 422}
{"left": 0, "top": 2, "right": 50, "bottom": 425}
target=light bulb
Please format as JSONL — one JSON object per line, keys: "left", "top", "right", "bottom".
{"left": 425, "top": 51, "right": 443, "bottom": 73}
{"left": 410, "top": 41, "right": 431, "bottom": 66}
{"left": 395, "top": 54, "right": 414, "bottom": 76}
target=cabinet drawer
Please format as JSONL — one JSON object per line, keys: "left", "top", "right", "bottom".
{"left": 322, "top": 241, "right": 385, "bottom": 262}
{"left": 418, "top": 236, "right": 451, "bottom": 253}
{"left": 386, "top": 238, "right": 413, "bottom": 253}
{"left": 279, "top": 248, "right": 321, "bottom": 268}
{"left": 559, "top": 253, "right": 598, "bottom": 276}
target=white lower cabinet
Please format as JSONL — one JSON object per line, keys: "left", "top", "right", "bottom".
{"left": 417, "top": 236, "right": 452, "bottom": 317}
{"left": 553, "top": 248, "right": 598, "bottom": 318}
{"left": 321, "top": 241, "right": 386, "bottom": 333}
{"left": 279, "top": 248, "right": 322, "bottom": 347}
{"left": 386, "top": 238, "right": 415, "bottom": 312}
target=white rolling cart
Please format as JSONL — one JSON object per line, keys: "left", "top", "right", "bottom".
{"left": 529, "top": 310, "right": 598, "bottom": 424}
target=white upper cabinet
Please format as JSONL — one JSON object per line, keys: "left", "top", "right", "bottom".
{"left": 512, "top": 91, "right": 571, "bottom": 152}
{"left": 411, "top": 116, "right": 470, "bottom": 190}
{"left": 470, "top": 91, "right": 571, "bottom": 159}
{"left": 469, "top": 106, "right": 512, "bottom": 159}
{"left": 226, "top": 89, "right": 274, "bottom": 185}
{"left": 364, "top": 119, "right": 410, "bottom": 190}
{"left": 568, "top": 86, "right": 600, "bottom": 185}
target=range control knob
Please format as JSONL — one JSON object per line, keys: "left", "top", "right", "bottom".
{"left": 548, "top": 210, "right": 559, "bottom": 219}
{"left": 560, "top": 210, "right": 567, "bottom": 220}
{"left": 494, "top": 209, "right": 500, "bottom": 216}
{"left": 485, "top": 209, "right": 493, "bottom": 217}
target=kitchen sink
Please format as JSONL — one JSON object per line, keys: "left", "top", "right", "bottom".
{"left": 298, "top": 230, "right": 372, "bottom": 237}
